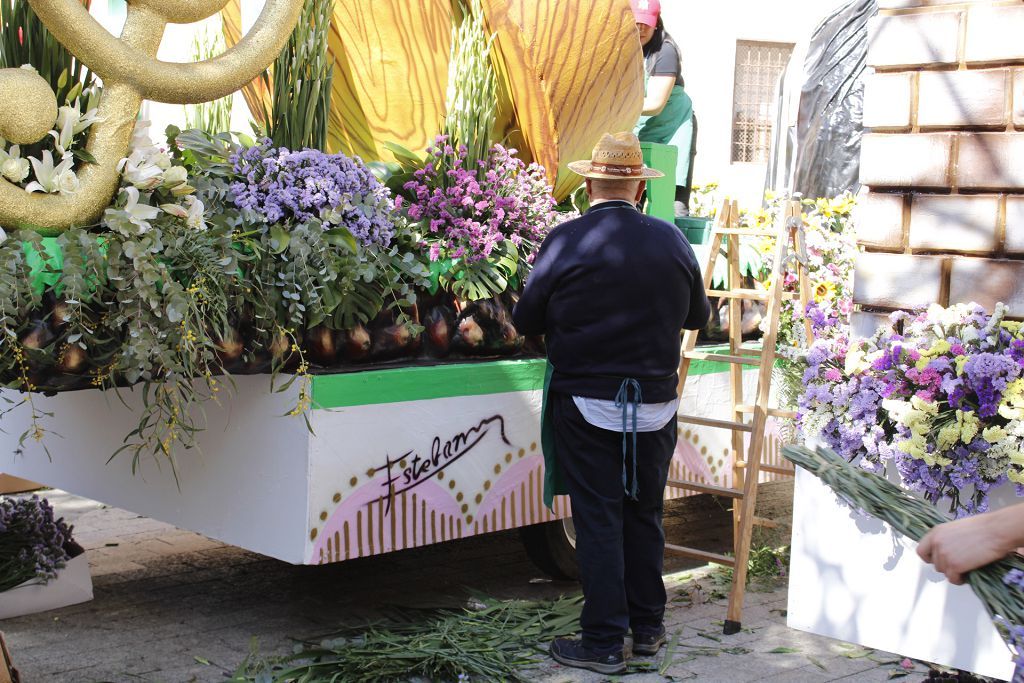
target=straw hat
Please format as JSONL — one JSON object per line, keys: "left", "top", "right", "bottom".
{"left": 567, "top": 132, "right": 664, "bottom": 180}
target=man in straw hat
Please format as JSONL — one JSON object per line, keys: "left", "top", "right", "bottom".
{"left": 513, "top": 132, "right": 710, "bottom": 674}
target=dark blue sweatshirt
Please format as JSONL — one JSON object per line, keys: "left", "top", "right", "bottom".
{"left": 512, "top": 200, "right": 711, "bottom": 403}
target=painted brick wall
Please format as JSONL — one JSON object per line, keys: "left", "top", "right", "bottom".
{"left": 854, "top": 0, "right": 1024, "bottom": 333}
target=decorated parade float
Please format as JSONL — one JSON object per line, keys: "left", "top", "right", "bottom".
{"left": 0, "top": 0, "right": 807, "bottom": 578}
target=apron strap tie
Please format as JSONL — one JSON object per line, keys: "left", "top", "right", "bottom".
{"left": 615, "top": 378, "right": 643, "bottom": 501}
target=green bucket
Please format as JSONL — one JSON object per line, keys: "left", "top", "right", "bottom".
{"left": 675, "top": 216, "right": 713, "bottom": 244}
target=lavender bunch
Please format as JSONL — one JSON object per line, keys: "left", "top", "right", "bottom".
{"left": 0, "top": 495, "right": 74, "bottom": 592}
{"left": 230, "top": 141, "right": 397, "bottom": 248}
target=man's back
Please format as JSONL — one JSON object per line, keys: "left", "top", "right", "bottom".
{"left": 512, "top": 200, "right": 710, "bottom": 403}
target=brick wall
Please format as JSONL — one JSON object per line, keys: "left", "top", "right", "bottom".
{"left": 853, "top": 0, "right": 1024, "bottom": 333}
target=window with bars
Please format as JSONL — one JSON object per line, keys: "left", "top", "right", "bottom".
{"left": 731, "top": 40, "right": 794, "bottom": 164}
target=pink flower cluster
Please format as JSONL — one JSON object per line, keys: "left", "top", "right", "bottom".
{"left": 403, "top": 137, "right": 563, "bottom": 263}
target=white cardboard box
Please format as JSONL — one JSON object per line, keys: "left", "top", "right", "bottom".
{"left": 788, "top": 467, "right": 1016, "bottom": 681}
{"left": 0, "top": 552, "right": 93, "bottom": 620}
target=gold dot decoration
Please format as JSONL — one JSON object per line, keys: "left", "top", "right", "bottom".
{"left": 505, "top": 452, "right": 513, "bottom": 463}
{"left": 518, "top": 448, "right": 526, "bottom": 458}
{"left": 332, "top": 492, "right": 341, "bottom": 503}
{"left": 494, "top": 463, "right": 502, "bottom": 474}
{"left": 466, "top": 514, "right": 474, "bottom": 524}
{"left": 366, "top": 468, "right": 376, "bottom": 477}
{"left": 319, "top": 511, "right": 328, "bottom": 521}
{"left": 349, "top": 476, "right": 358, "bottom": 487}
{"left": 310, "top": 528, "right": 318, "bottom": 540}
{"left": 457, "top": 492, "right": 464, "bottom": 502}
{"left": 461, "top": 503, "right": 469, "bottom": 513}
{"left": 483, "top": 480, "right": 491, "bottom": 491}
{"left": 530, "top": 442, "right": 538, "bottom": 451}
{"left": 449, "top": 480, "right": 457, "bottom": 490}
{"left": 400, "top": 459, "right": 408, "bottom": 469}
{"left": 437, "top": 471, "right": 445, "bottom": 480}
{"left": 475, "top": 493, "right": 483, "bottom": 504}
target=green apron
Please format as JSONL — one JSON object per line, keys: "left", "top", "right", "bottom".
{"left": 636, "top": 84, "right": 693, "bottom": 188}
{"left": 540, "top": 361, "right": 568, "bottom": 510}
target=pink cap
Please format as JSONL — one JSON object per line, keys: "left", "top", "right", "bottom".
{"left": 630, "top": 0, "right": 661, "bottom": 27}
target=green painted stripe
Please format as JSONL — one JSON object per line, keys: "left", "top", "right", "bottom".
{"left": 310, "top": 344, "right": 746, "bottom": 408}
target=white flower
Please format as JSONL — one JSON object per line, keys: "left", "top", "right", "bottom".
{"left": 0, "top": 227, "right": 7, "bottom": 245}
{"left": 0, "top": 144, "right": 30, "bottom": 183}
{"left": 57, "top": 167, "right": 80, "bottom": 194}
{"left": 19, "top": 64, "right": 37, "bottom": 73}
{"left": 1, "top": 157, "right": 29, "bottom": 183}
{"left": 161, "top": 165, "right": 188, "bottom": 189}
{"left": 24, "top": 150, "right": 75, "bottom": 194}
{"left": 118, "top": 149, "right": 164, "bottom": 191}
{"left": 120, "top": 186, "right": 160, "bottom": 233}
{"left": 49, "top": 103, "right": 102, "bottom": 156}
{"left": 160, "top": 196, "right": 207, "bottom": 231}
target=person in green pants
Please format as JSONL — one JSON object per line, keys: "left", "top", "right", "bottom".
{"left": 631, "top": 0, "right": 697, "bottom": 218}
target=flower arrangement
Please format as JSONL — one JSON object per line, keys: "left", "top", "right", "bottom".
{"left": 0, "top": 495, "right": 75, "bottom": 593}
{"left": 400, "top": 136, "right": 566, "bottom": 300}
{"left": 230, "top": 140, "right": 395, "bottom": 247}
{"left": 799, "top": 302, "right": 1024, "bottom": 517}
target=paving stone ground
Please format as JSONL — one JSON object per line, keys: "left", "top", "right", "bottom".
{"left": 2, "top": 491, "right": 936, "bottom": 683}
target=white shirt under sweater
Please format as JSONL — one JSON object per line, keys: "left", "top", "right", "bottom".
{"left": 572, "top": 396, "right": 680, "bottom": 432}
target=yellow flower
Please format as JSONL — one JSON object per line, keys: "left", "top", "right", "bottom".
{"left": 937, "top": 422, "right": 960, "bottom": 451}
{"left": 954, "top": 355, "right": 969, "bottom": 375}
{"left": 982, "top": 426, "right": 1008, "bottom": 443}
{"left": 959, "top": 410, "right": 981, "bottom": 444}
{"left": 813, "top": 280, "right": 837, "bottom": 303}
{"left": 910, "top": 396, "right": 938, "bottom": 415}
{"left": 1001, "top": 320, "right": 1022, "bottom": 335}
{"left": 845, "top": 345, "right": 869, "bottom": 375}
{"left": 1010, "top": 470, "right": 1024, "bottom": 485}
{"left": 921, "top": 340, "right": 951, "bottom": 357}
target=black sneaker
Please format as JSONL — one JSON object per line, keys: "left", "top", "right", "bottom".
{"left": 549, "top": 638, "right": 626, "bottom": 675}
{"left": 631, "top": 624, "right": 667, "bottom": 656}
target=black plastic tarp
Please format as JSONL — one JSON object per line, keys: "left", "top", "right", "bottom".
{"left": 792, "top": 0, "right": 877, "bottom": 199}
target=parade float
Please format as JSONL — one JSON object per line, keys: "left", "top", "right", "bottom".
{"left": 0, "top": 0, "right": 804, "bottom": 573}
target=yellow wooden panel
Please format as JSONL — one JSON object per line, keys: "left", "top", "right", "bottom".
{"left": 327, "top": 0, "right": 452, "bottom": 160}
{"left": 221, "top": 0, "right": 270, "bottom": 128}
{"left": 483, "top": 0, "right": 644, "bottom": 199}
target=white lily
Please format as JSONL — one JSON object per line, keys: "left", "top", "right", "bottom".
{"left": 161, "top": 165, "right": 188, "bottom": 189}
{"left": 118, "top": 148, "right": 164, "bottom": 190}
{"left": 50, "top": 103, "right": 102, "bottom": 155}
{"left": 121, "top": 186, "right": 160, "bottom": 233}
{"left": 160, "top": 196, "right": 207, "bottom": 231}
{"left": 24, "top": 150, "right": 75, "bottom": 194}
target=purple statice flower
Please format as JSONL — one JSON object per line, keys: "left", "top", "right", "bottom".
{"left": 1005, "top": 569, "right": 1024, "bottom": 591}
{"left": 229, "top": 140, "right": 396, "bottom": 247}
{"left": 961, "top": 352, "right": 1020, "bottom": 417}
{"left": 0, "top": 495, "right": 74, "bottom": 592}
{"left": 402, "top": 136, "right": 566, "bottom": 264}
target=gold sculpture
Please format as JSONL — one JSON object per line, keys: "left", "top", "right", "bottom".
{"left": 0, "top": 0, "right": 302, "bottom": 235}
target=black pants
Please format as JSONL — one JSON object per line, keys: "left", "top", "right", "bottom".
{"left": 551, "top": 392, "right": 676, "bottom": 653}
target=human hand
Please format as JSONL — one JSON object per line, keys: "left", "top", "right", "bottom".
{"left": 916, "top": 514, "right": 1013, "bottom": 585}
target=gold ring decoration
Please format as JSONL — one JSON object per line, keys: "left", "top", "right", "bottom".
{"left": 0, "top": 0, "right": 302, "bottom": 234}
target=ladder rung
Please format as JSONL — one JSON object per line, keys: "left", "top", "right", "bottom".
{"left": 735, "top": 405, "right": 798, "bottom": 419}
{"left": 734, "top": 462, "right": 796, "bottom": 476}
{"left": 678, "top": 415, "right": 753, "bottom": 432}
{"left": 706, "top": 288, "right": 799, "bottom": 301}
{"left": 665, "top": 543, "right": 736, "bottom": 566}
{"left": 683, "top": 351, "right": 760, "bottom": 366}
{"left": 667, "top": 480, "right": 744, "bottom": 498}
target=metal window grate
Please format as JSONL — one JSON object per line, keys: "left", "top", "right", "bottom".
{"left": 731, "top": 40, "right": 794, "bottom": 164}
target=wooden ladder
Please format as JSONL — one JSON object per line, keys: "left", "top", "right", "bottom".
{"left": 667, "top": 198, "right": 811, "bottom": 635}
